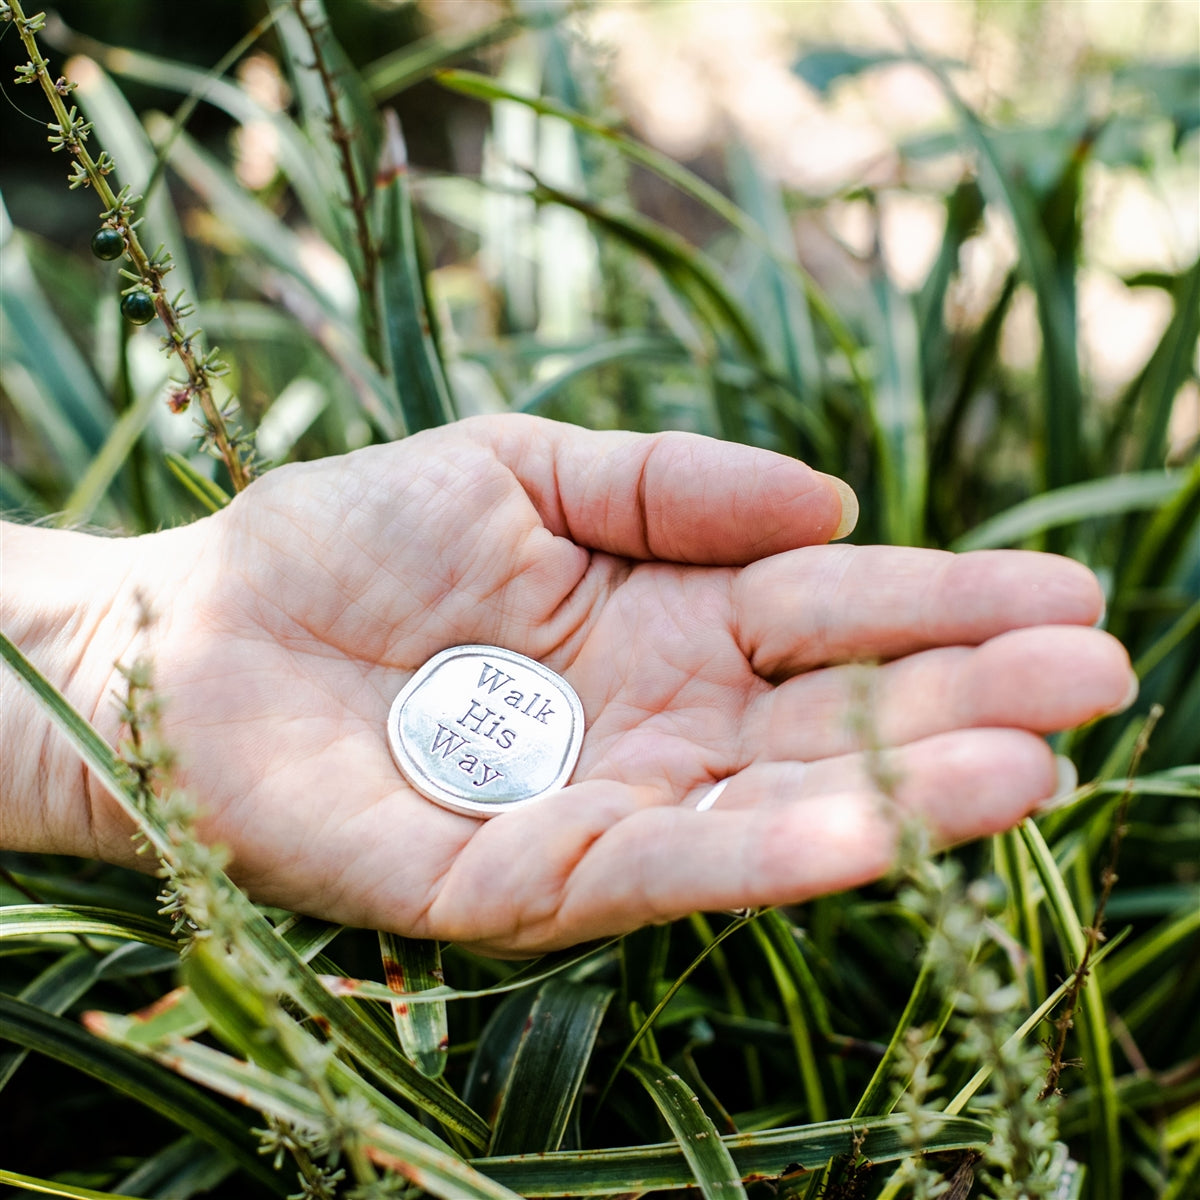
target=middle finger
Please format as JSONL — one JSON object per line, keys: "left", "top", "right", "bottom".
{"left": 744, "top": 624, "right": 1133, "bottom": 766}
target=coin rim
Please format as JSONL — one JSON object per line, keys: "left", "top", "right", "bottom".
{"left": 387, "top": 644, "right": 585, "bottom": 818}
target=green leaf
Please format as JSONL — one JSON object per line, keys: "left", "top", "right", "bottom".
{"left": 1102, "top": 905, "right": 1200, "bottom": 993}
{"left": 0, "top": 904, "right": 176, "bottom": 951}
{"left": 473, "top": 1113, "right": 991, "bottom": 1195}
{"left": 0, "top": 204, "right": 110, "bottom": 476}
{"left": 1019, "top": 819, "right": 1121, "bottom": 1197}
{"left": 910, "top": 41, "right": 1085, "bottom": 494}
{"left": 1133, "top": 257, "right": 1200, "bottom": 471}
{"left": 513, "top": 336, "right": 691, "bottom": 413}
{"left": 596, "top": 915, "right": 754, "bottom": 1121}
{"left": 850, "top": 938, "right": 953, "bottom": 1119}
{"left": 1118, "top": 456, "right": 1200, "bottom": 631}
{"left": 0, "top": 993, "right": 281, "bottom": 1193}
{"left": 626, "top": 1058, "right": 747, "bottom": 1200}
{"left": 866, "top": 273, "right": 926, "bottom": 546}
{"left": 526, "top": 178, "right": 767, "bottom": 374}
{"left": 92, "top": 1026, "right": 520, "bottom": 1200}
{"left": 0, "top": 1167, "right": 148, "bottom": 1200}
{"left": 151, "top": 119, "right": 344, "bottom": 322}
{"left": 751, "top": 912, "right": 837, "bottom": 1122}
{"left": 953, "top": 471, "right": 1186, "bottom": 551}
{"left": 272, "top": 913, "right": 342, "bottom": 962}
{"left": 489, "top": 978, "right": 613, "bottom": 1155}
{"left": 163, "top": 451, "right": 231, "bottom": 513}
{"left": 60, "top": 377, "right": 163, "bottom": 526}
{"left": 0, "top": 949, "right": 102, "bottom": 1092}
{"left": 435, "top": 70, "right": 869, "bottom": 411}
{"left": 367, "top": 19, "right": 527, "bottom": 100}
{"left": 375, "top": 111, "right": 457, "bottom": 433}
{"left": 379, "top": 931, "right": 449, "bottom": 1079}
{"left": 194, "top": 300, "right": 400, "bottom": 441}
{"left": 68, "top": 17, "right": 340, "bottom": 251}
{"left": 114, "top": 1135, "right": 234, "bottom": 1200}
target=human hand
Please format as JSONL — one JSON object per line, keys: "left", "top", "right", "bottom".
{"left": 4, "top": 416, "right": 1134, "bottom": 955}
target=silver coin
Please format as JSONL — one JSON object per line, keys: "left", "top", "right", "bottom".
{"left": 387, "top": 645, "right": 585, "bottom": 817}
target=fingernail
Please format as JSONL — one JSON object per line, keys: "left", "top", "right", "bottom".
{"left": 1114, "top": 668, "right": 1139, "bottom": 714}
{"left": 826, "top": 476, "right": 859, "bottom": 540}
{"left": 1092, "top": 597, "right": 1107, "bottom": 629}
{"left": 1035, "top": 755, "right": 1080, "bottom": 814}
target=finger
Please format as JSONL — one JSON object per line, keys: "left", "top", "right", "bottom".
{"left": 538, "top": 729, "right": 1061, "bottom": 947}
{"left": 687, "top": 728, "right": 1074, "bottom": 812}
{"left": 465, "top": 413, "right": 857, "bottom": 565}
{"left": 418, "top": 780, "right": 662, "bottom": 953}
{"left": 747, "top": 625, "right": 1133, "bottom": 765}
{"left": 733, "top": 545, "right": 1106, "bottom": 676}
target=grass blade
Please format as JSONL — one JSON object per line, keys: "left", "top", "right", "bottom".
{"left": 88, "top": 1018, "right": 520, "bottom": 1200}
{"left": 55, "top": 19, "right": 341, "bottom": 253}
{"left": 0, "top": 204, "right": 109, "bottom": 475}
{"left": 163, "top": 451, "right": 231, "bottom": 513}
{"left": 908, "top": 37, "right": 1084, "bottom": 494}
{"left": 626, "top": 1057, "right": 747, "bottom": 1200}
{"left": 513, "top": 335, "right": 690, "bottom": 413}
{"left": 952, "top": 470, "right": 1185, "bottom": 551}
{"left": 154, "top": 121, "right": 342, "bottom": 320}
{"left": 1102, "top": 905, "right": 1200, "bottom": 993}
{"left": 375, "top": 111, "right": 456, "bottom": 433}
{"left": 0, "top": 993, "right": 281, "bottom": 1193}
{"left": 473, "top": 1113, "right": 991, "bottom": 1195}
{"left": 527, "top": 177, "right": 767, "bottom": 370}
{"left": 114, "top": 1135, "right": 234, "bottom": 1200}
{"left": 367, "top": 19, "right": 527, "bottom": 100}
{"left": 437, "top": 69, "right": 867, "bottom": 402}
{"left": 488, "top": 979, "right": 613, "bottom": 1155}
{"left": 850, "top": 941, "right": 951, "bottom": 1119}
{"left": 1019, "top": 819, "right": 1121, "bottom": 1198}
{"left": 866, "top": 272, "right": 927, "bottom": 546}
{"left": 0, "top": 949, "right": 101, "bottom": 1092}
{"left": 60, "top": 378, "right": 162, "bottom": 527}
{"left": 379, "top": 931, "right": 449, "bottom": 1079}
{"left": 752, "top": 911, "right": 843, "bottom": 1121}
{"left": 1133, "top": 256, "right": 1200, "bottom": 471}
{"left": 0, "top": 1168, "right": 148, "bottom": 1200}
{"left": 0, "top": 904, "right": 176, "bottom": 950}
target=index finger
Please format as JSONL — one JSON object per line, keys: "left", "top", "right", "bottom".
{"left": 734, "top": 544, "right": 1106, "bottom": 675}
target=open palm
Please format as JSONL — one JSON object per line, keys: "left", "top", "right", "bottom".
{"left": 94, "top": 416, "right": 1131, "bottom": 955}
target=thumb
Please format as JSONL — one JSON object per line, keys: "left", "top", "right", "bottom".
{"left": 474, "top": 415, "right": 858, "bottom": 566}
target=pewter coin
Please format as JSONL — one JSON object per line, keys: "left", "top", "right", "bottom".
{"left": 387, "top": 645, "right": 585, "bottom": 817}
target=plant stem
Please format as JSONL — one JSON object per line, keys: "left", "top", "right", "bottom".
{"left": 7, "top": 0, "right": 254, "bottom": 492}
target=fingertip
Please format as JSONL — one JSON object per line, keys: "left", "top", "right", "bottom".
{"left": 1033, "top": 755, "right": 1083, "bottom": 815}
{"left": 1114, "top": 667, "right": 1140, "bottom": 714}
{"left": 824, "top": 475, "right": 859, "bottom": 541}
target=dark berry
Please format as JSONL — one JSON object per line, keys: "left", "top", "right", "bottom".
{"left": 91, "top": 227, "right": 125, "bottom": 260}
{"left": 121, "top": 290, "right": 157, "bottom": 325}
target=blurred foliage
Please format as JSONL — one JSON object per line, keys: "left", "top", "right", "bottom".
{"left": 1, "top": 1, "right": 1198, "bottom": 1198}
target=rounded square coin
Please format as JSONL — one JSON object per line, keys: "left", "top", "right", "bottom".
{"left": 387, "top": 645, "right": 586, "bottom": 817}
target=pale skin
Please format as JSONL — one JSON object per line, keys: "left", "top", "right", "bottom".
{"left": 1, "top": 415, "right": 1135, "bottom": 956}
